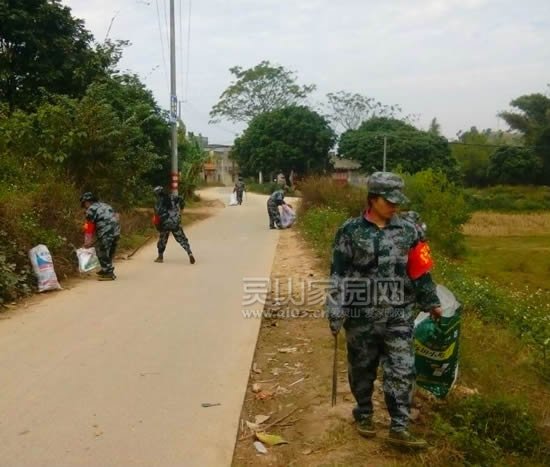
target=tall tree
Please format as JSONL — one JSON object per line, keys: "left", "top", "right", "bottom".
{"left": 231, "top": 105, "right": 336, "bottom": 179}
{"left": 1, "top": 74, "right": 167, "bottom": 205}
{"left": 428, "top": 117, "right": 441, "bottom": 135}
{"left": 451, "top": 127, "right": 492, "bottom": 186}
{"left": 324, "top": 91, "right": 400, "bottom": 132}
{"left": 209, "top": 61, "right": 316, "bottom": 124}
{"left": 487, "top": 146, "right": 541, "bottom": 185}
{"left": 339, "top": 117, "right": 459, "bottom": 180}
{"left": 499, "top": 90, "right": 550, "bottom": 182}
{"left": 0, "top": 0, "right": 108, "bottom": 111}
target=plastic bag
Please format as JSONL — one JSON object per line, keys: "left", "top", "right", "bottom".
{"left": 28, "top": 244, "right": 62, "bottom": 292}
{"left": 229, "top": 192, "right": 238, "bottom": 206}
{"left": 414, "top": 284, "right": 461, "bottom": 398}
{"left": 76, "top": 247, "right": 100, "bottom": 273}
{"left": 280, "top": 205, "right": 296, "bottom": 228}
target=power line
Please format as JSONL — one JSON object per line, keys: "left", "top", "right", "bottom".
{"left": 154, "top": 0, "right": 169, "bottom": 86}
{"left": 179, "top": 0, "right": 184, "bottom": 104}
{"left": 184, "top": 0, "right": 192, "bottom": 102}
{"left": 162, "top": 0, "right": 170, "bottom": 57}
{"left": 449, "top": 142, "right": 528, "bottom": 149}
{"left": 104, "top": 10, "right": 120, "bottom": 41}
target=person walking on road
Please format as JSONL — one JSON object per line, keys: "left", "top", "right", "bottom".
{"left": 152, "top": 186, "right": 196, "bottom": 264}
{"left": 326, "top": 172, "right": 442, "bottom": 449}
{"left": 233, "top": 177, "right": 246, "bottom": 205}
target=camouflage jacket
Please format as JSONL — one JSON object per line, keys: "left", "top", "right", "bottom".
{"left": 85, "top": 202, "right": 121, "bottom": 239}
{"left": 326, "top": 212, "right": 440, "bottom": 323}
{"left": 268, "top": 190, "right": 285, "bottom": 206}
{"left": 234, "top": 181, "right": 245, "bottom": 192}
{"left": 155, "top": 193, "right": 183, "bottom": 231}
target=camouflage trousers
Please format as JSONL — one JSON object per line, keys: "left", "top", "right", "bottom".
{"left": 267, "top": 200, "right": 281, "bottom": 228}
{"left": 157, "top": 227, "right": 192, "bottom": 256}
{"left": 344, "top": 308, "right": 415, "bottom": 432}
{"left": 96, "top": 234, "right": 119, "bottom": 274}
{"left": 236, "top": 189, "right": 244, "bottom": 205}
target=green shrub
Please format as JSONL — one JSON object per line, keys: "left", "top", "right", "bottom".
{"left": 435, "top": 395, "right": 542, "bottom": 466}
{"left": 297, "top": 176, "right": 365, "bottom": 218}
{"left": 404, "top": 169, "right": 471, "bottom": 257}
{"left": 297, "top": 173, "right": 471, "bottom": 258}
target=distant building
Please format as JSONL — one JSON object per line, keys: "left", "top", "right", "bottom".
{"left": 330, "top": 155, "right": 362, "bottom": 185}
{"left": 202, "top": 144, "right": 238, "bottom": 185}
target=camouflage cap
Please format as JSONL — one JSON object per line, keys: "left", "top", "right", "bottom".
{"left": 79, "top": 192, "right": 97, "bottom": 206}
{"left": 367, "top": 172, "right": 409, "bottom": 204}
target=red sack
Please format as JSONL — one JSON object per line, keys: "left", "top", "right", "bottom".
{"left": 152, "top": 214, "right": 161, "bottom": 225}
{"left": 407, "top": 241, "right": 434, "bottom": 280}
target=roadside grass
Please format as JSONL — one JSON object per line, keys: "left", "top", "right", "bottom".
{"left": 464, "top": 211, "right": 550, "bottom": 236}
{"left": 465, "top": 185, "right": 550, "bottom": 212}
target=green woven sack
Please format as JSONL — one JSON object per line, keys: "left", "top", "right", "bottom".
{"left": 414, "top": 284, "right": 461, "bottom": 398}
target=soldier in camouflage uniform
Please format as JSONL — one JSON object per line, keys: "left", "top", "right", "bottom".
{"left": 153, "top": 186, "right": 195, "bottom": 264}
{"left": 80, "top": 192, "right": 121, "bottom": 281}
{"left": 326, "top": 172, "right": 442, "bottom": 448}
{"left": 267, "top": 189, "right": 288, "bottom": 229}
{"left": 233, "top": 177, "right": 246, "bottom": 205}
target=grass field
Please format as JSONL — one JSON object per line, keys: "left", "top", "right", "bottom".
{"left": 463, "top": 212, "right": 550, "bottom": 291}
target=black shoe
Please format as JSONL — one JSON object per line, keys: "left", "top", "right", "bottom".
{"left": 386, "top": 430, "right": 427, "bottom": 449}
{"left": 98, "top": 273, "right": 116, "bottom": 281}
{"left": 189, "top": 254, "right": 196, "bottom": 264}
{"left": 96, "top": 270, "right": 107, "bottom": 276}
{"left": 269, "top": 226, "right": 276, "bottom": 230}
{"left": 356, "top": 418, "right": 377, "bottom": 438}
{"left": 154, "top": 256, "right": 164, "bottom": 263}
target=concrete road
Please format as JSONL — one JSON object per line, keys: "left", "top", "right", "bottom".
{"left": 0, "top": 188, "right": 278, "bottom": 467}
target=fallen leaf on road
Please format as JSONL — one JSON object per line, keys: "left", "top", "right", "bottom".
{"left": 278, "top": 347, "right": 297, "bottom": 353}
{"left": 252, "top": 363, "right": 262, "bottom": 374}
{"left": 256, "top": 432, "right": 288, "bottom": 446}
{"left": 252, "top": 383, "right": 262, "bottom": 393}
{"left": 246, "top": 421, "right": 260, "bottom": 431}
{"left": 253, "top": 441, "right": 268, "bottom": 454}
{"left": 255, "top": 391, "right": 274, "bottom": 401}
{"left": 255, "top": 414, "right": 271, "bottom": 425}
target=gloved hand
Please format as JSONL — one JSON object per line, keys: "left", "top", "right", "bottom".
{"left": 430, "top": 306, "right": 443, "bottom": 321}
{"left": 329, "top": 318, "right": 344, "bottom": 336}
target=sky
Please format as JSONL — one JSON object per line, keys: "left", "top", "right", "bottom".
{"left": 63, "top": 0, "right": 550, "bottom": 145}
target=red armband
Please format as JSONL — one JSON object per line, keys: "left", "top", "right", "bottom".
{"left": 83, "top": 220, "right": 96, "bottom": 234}
{"left": 407, "top": 241, "right": 434, "bottom": 280}
{"left": 152, "top": 214, "right": 161, "bottom": 225}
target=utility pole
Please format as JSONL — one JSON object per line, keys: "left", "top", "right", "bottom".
{"left": 383, "top": 136, "right": 387, "bottom": 172}
{"left": 169, "top": 0, "right": 178, "bottom": 194}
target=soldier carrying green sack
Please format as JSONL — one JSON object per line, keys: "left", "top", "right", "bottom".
{"left": 326, "top": 172, "right": 442, "bottom": 449}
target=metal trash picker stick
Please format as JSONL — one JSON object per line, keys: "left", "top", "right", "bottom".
{"left": 332, "top": 333, "right": 338, "bottom": 407}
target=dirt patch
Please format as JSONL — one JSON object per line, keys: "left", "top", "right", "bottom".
{"left": 232, "top": 229, "right": 434, "bottom": 467}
